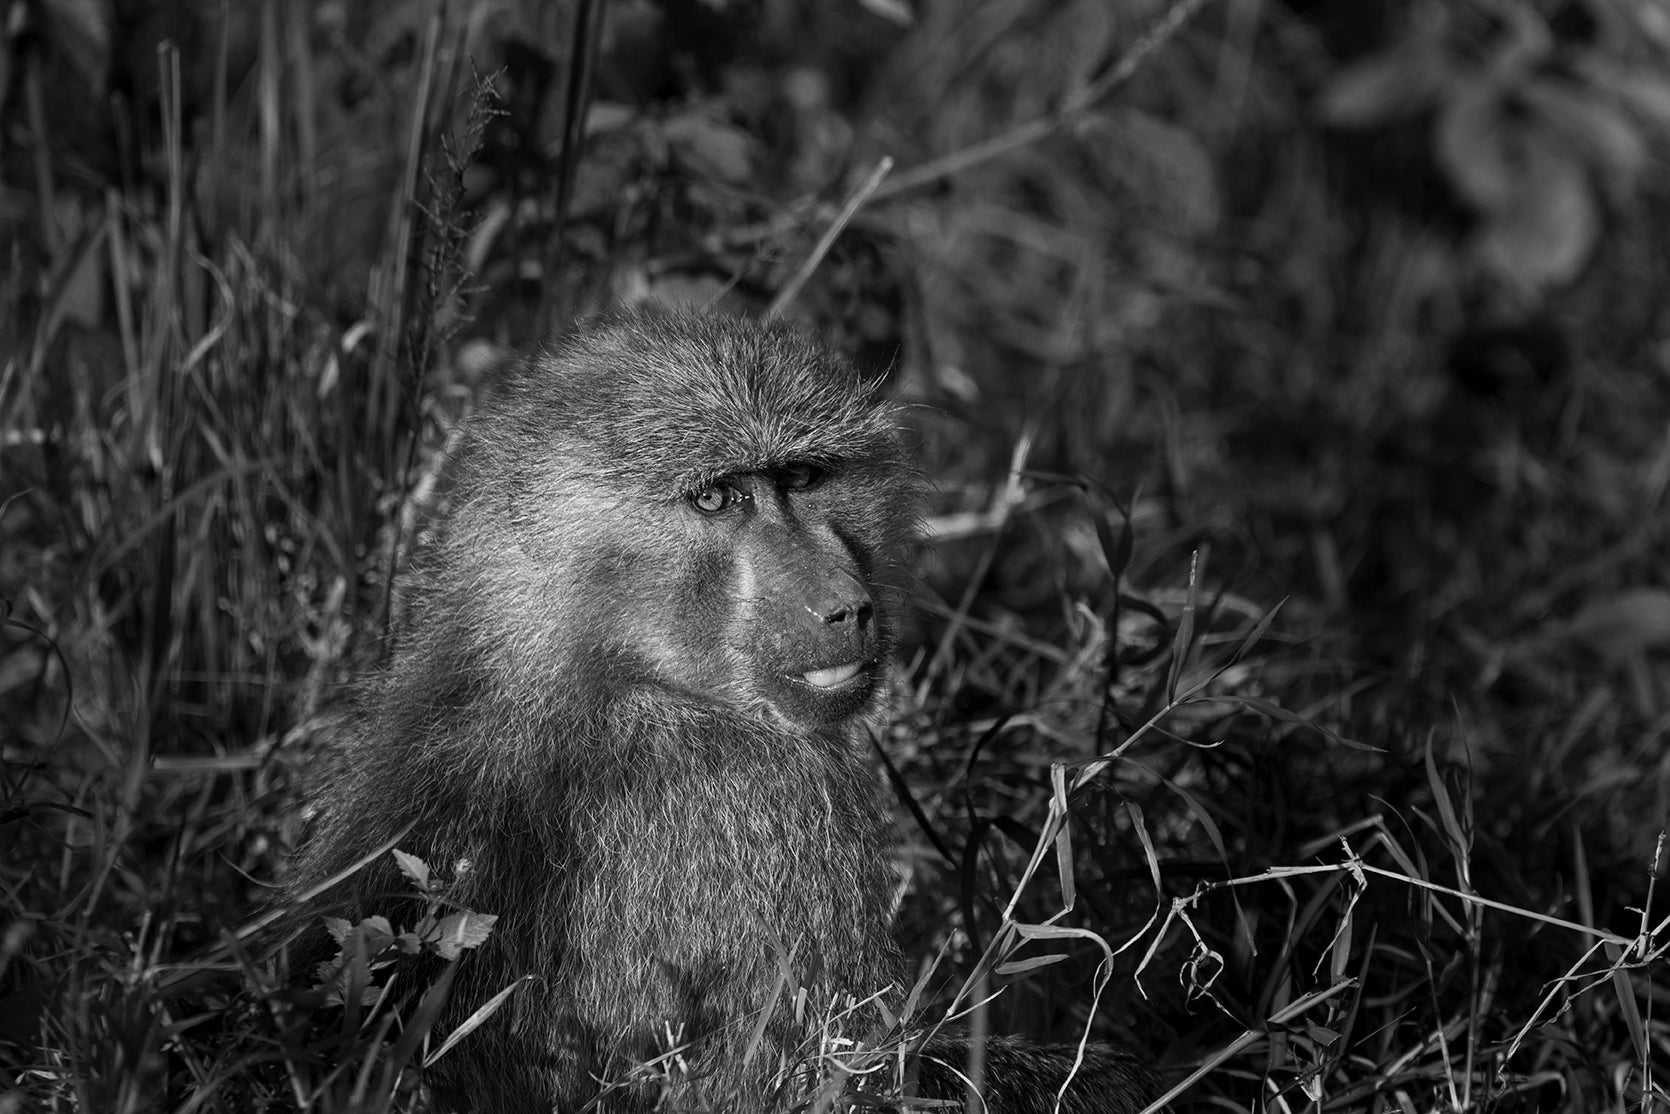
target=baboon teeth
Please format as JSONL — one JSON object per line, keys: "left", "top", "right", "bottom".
{"left": 802, "top": 661, "right": 863, "bottom": 689}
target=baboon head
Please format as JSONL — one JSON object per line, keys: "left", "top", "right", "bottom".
{"left": 437, "top": 308, "right": 917, "bottom": 732}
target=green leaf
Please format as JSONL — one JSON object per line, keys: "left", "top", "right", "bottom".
{"left": 1320, "top": 39, "right": 1453, "bottom": 126}
{"left": 1087, "top": 109, "right": 1219, "bottom": 235}
{"left": 1523, "top": 78, "right": 1646, "bottom": 196}
{"left": 1576, "top": 56, "right": 1670, "bottom": 134}
{"left": 432, "top": 911, "right": 499, "bottom": 961}
{"left": 392, "top": 848, "right": 431, "bottom": 890}
{"left": 1473, "top": 132, "right": 1598, "bottom": 296}
{"left": 1234, "top": 695, "right": 1379, "bottom": 752}
{"left": 995, "top": 953, "right": 1070, "bottom": 976}
{"left": 1423, "top": 733, "right": 1470, "bottom": 858}
{"left": 1436, "top": 78, "right": 1516, "bottom": 210}
{"left": 1606, "top": 941, "right": 1648, "bottom": 1062}
{"left": 662, "top": 113, "right": 757, "bottom": 185}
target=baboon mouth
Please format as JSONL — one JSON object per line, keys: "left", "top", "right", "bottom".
{"left": 799, "top": 661, "right": 866, "bottom": 689}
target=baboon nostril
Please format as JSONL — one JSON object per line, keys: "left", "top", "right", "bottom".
{"left": 819, "top": 598, "right": 873, "bottom": 627}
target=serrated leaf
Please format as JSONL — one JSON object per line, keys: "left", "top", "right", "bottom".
{"left": 324, "top": 916, "right": 354, "bottom": 944}
{"left": 352, "top": 915, "right": 396, "bottom": 956}
{"left": 392, "top": 848, "right": 430, "bottom": 889}
{"left": 312, "top": 958, "right": 341, "bottom": 987}
{"left": 432, "top": 911, "right": 499, "bottom": 960}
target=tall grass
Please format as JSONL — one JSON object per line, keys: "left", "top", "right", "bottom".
{"left": 1, "top": 3, "right": 490, "bottom": 1105}
{"left": 4, "top": 0, "right": 1670, "bottom": 1110}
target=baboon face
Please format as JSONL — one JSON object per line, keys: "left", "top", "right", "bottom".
{"left": 462, "top": 310, "right": 916, "bottom": 732}
{"left": 676, "top": 461, "right": 882, "bottom": 726}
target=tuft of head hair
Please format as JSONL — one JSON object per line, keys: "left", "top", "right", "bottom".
{"left": 493, "top": 307, "right": 906, "bottom": 498}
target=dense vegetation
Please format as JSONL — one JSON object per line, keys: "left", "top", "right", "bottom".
{"left": 4, "top": 0, "right": 1669, "bottom": 1109}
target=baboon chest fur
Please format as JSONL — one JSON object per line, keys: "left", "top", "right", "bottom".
{"left": 287, "top": 309, "right": 1156, "bottom": 1112}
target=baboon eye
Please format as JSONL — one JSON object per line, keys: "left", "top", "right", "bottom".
{"left": 690, "top": 483, "right": 742, "bottom": 514}
{"left": 779, "top": 463, "right": 825, "bottom": 491}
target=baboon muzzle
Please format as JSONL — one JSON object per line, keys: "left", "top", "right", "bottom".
{"left": 741, "top": 523, "right": 881, "bottom": 723}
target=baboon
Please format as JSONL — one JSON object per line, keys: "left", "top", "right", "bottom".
{"left": 286, "top": 308, "right": 1157, "bottom": 1112}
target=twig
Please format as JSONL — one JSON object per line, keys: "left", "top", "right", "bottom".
{"left": 765, "top": 156, "right": 893, "bottom": 319}
{"left": 871, "top": 0, "right": 1217, "bottom": 203}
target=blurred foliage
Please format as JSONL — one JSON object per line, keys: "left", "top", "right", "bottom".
{"left": 4, "top": 0, "right": 1670, "bottom": 1109}
{"left": 1321, "top": 2, "right": 1670, "bottom": 302}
